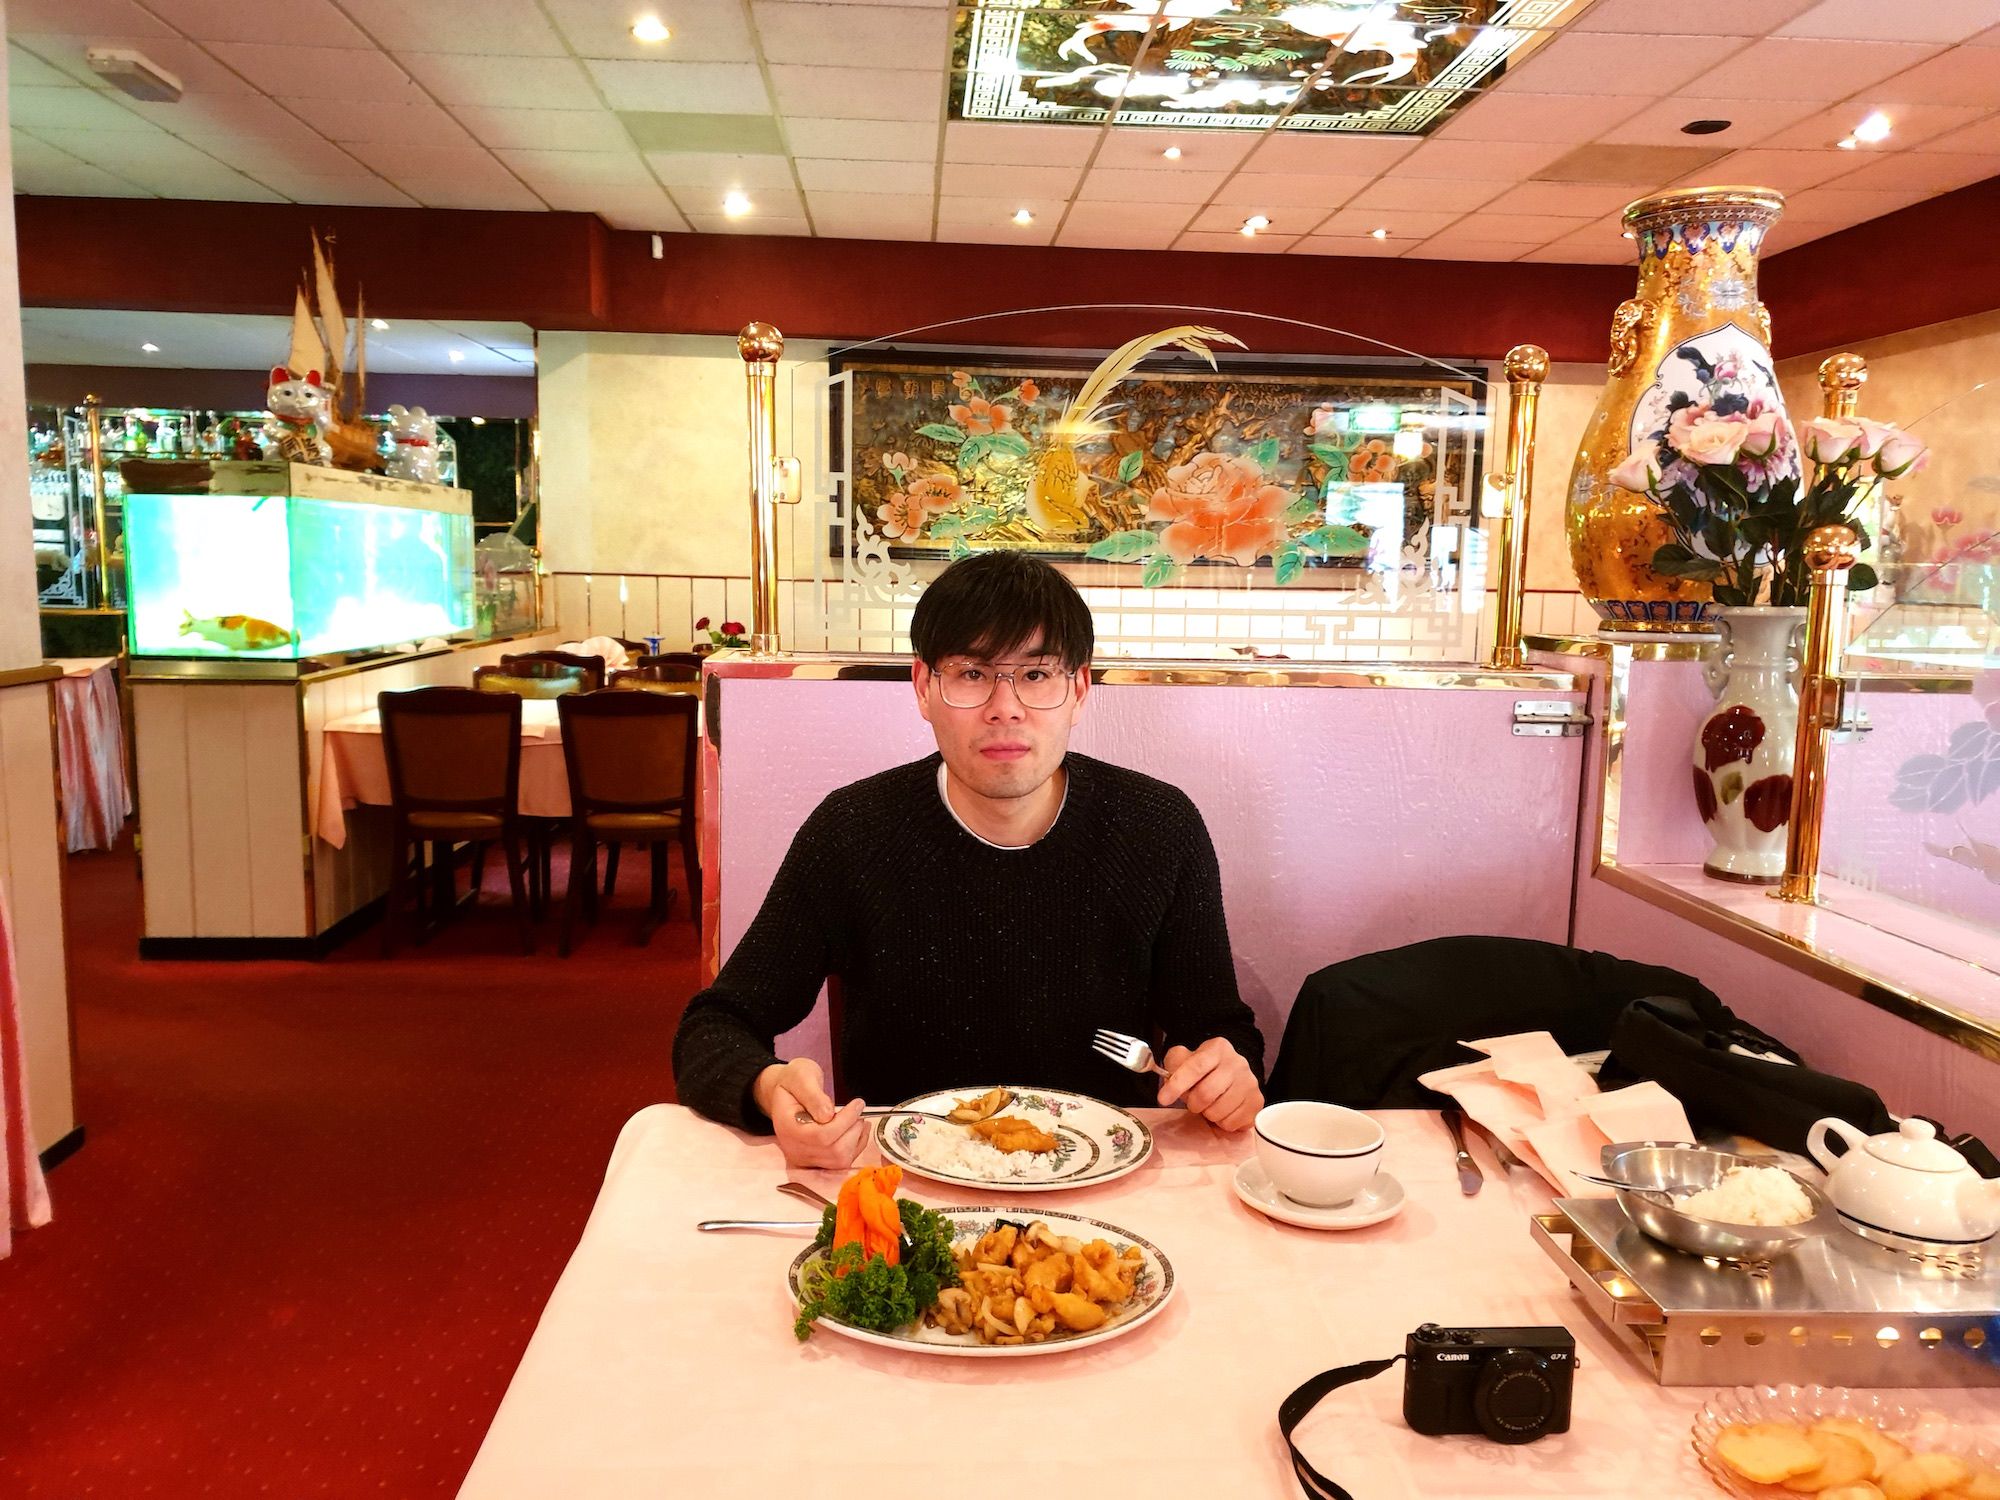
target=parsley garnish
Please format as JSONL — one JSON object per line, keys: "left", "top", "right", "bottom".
{"left": 792, "top": 1199, "right": 961, "bottom": 1341}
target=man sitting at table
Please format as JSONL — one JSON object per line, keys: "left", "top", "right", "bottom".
{"left": 672, "top": 551, "right": 1266, "bottom": 1167}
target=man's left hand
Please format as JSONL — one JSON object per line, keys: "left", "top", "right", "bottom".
{"left": 1158, "top": 1037, "right": 1262, "bottom": 1132}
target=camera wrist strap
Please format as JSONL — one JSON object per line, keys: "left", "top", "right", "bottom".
{"left": 1277, "top": 1353, "right": 1404, "bottom": 1500}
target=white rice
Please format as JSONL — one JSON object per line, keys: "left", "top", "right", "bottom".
{"left": 1675, "top": 1165, "right": 1814, "bottom": 1226}
{"left": 906, "top": 1121, "right": 1054, "bottom": 1179}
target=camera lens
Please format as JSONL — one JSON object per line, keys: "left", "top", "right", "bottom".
{"left": 1473, "top": 1351, "right": 1557, "bottom": 1445}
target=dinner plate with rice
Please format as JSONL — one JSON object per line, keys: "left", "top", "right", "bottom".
{"left": 876, "top": 1085, "right": 1153, "bottom": 1191}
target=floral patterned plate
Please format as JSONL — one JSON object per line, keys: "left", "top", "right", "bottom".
{"left": 875, "top": 1085, "right": 1153, "bottom": 1192}
{"left": 787, "top": 1206, "right": 1174, "bottom": 1359}
{"left": 1691, "top": 1384, "right": 2000, "bottom": 1498}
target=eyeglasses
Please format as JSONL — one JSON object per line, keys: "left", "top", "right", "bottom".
{"left": 933, "top": 660, "right": 1075, "bottom": 710}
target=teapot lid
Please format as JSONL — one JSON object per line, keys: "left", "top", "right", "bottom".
{"left": 1864, "top": 1118, "right": 1967, "bottom": 1174}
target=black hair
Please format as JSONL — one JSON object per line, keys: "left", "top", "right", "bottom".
{"left": 909, "top": 551, "right": 1095, "bottom": 671}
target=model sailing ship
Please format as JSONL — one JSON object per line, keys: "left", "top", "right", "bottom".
{"left": 265, "top": 231, "right": 382, "bottom": 472}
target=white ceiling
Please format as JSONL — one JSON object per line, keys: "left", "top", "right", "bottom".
{"left": 5, "top": 0, "right": 2000, "bottom": 264}
{"left": 18, "top": 307, "right": 535, "bottom": 374}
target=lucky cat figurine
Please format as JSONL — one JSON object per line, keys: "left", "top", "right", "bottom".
{"left": 384, "top": 404, "right": 440, "bottom": 483}
{"left": 264, "top": 366, "right": 331, "bottom": 465}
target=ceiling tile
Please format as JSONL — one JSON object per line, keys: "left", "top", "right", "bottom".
{"left": 206, "top": 43, "right": 421, "bottom": 103}
{"left": 544, "top": 0, "right": 757, "bottom": 62}
{"left": 804, "top": 189, "right": 932, "bottom": 221}
{"left": 795, "top": 156, "right": 933, "bottom": 194}
{"left": 1449, "top": 211, "right": 1597, "bottom": 244}
{"left": 1757, "top": 220, "right": 1842, "bottom": 254}
{"left": 936, "top": 193, "right": 1062, "bottom": 225}
{"left": 750, "top": 2, "right": 951, "bottom": 67}
{"left": 1514, "top": 238, "right": 1633, "bottom": 264}
{"left": 593, "top": 201, "right": 695, "bottom": 233}
{"left": 640, "top": 150, "right": 796, "bottom": 189}
{"left": 3, "top": 0, "right": 176, "bottom": 37}
{"left": 1059, "top": 200, "right": 1194, "bottom": 233}
{"left": 1478, "top": 180, "right": 1651, "bottom": 217}
{"left": 620, "top": 110, "right": 783, "bottom": 153}
{"left": 1316, "top": 207, "right": 1463, "bottom": 239}
{"left": 1680, "top": 38, "right": 1944, "bottom": 102}
{"left": 122, "top": 93, "right": 329, "bottom": 142}
{"left": 342, "top": 140, "right": 534, "bottom": 198}
{"left": 1758, "top": 101, "right": 1992, "bottom": 150}
{"left": 7, "top": 45, "right": 85, "bottom": 89}
{"left": 122, "top": 163, "right": 287, "bottom": 201}
{"left": 1914, "top": 116, "right": 2000, "bottom": 154}
{"left": 768, "top": 64, "right": 943, "bottom": 121}
{"left": 1572, "top": 0, "right": 1817, "bottom": 33}
{"left": 1869, "top": 49, "right": 2000, "bottom": 107}
{"left": 1401, "top": 239, "right": 1527, "bottom": 262}
{"left": 1344, "top": 176, "right": 1508, "bottom": 212}
{"left": 680, "top": 182, "right": 807, "bottom": 216}
{"left": 939, "top": 160, "right": 1080, "bottom": 197}
{"left": 399, "top": 53, "right": 602, "bottom": 110}
{"left": 142, "top": 0, "right": 371, "bottom": 47}
{"left": 545, "top": 185, "right": 682, "bottom": 224}
{"left": 494, "top": 148, "right": 657, "bottom": 190}
{"left": 1242, "top": 133, "right": 1422, "bottom": 174}
{"left": 1174, "top": 230, "right": 1300, "bottom": 254}
{"left": 814, "top": 215, "right": 934, "bottom": 241}
{"left": 1391, "top": 137, "right": 1571, "bottom": 180}
{"left": 270, "top": 171, "right": 414, "bottom": 206}
{"left": 27, "top": 126, "right": 225, "bottom": 174}
{"left": 531, "top": 177, "right": 669, "bottom": 213}
{"left": 936, "top": 219, "right": 1058, "bottom": 247}
{"left": 281, "top": 96, "right": 478, "bottom": 147}
{"left": 1435, "top": 90, "right": 1654, "bottom": 144}
{"left": 1074, "top": 165, "right": 1221, "bottom": 203}
{"left": 1089, "top": 127, "right": 1257, "bottom": 172}
{"left": 1208, "top": 171, "right": 1372, "bottom": 211}
{"left": 1781, "top": 183, "right": 1938, "bottom": 221}
{"left": 334, "top": 0, "right": 570, "bottom": 56}
{"left": 1290, "top": 235, "right": 1406, "bottom": 257}
{"left": 789, "top": 116, "right": 939, "bottom": 162}
{"left": 1777, "top": 0, "right": 2000, "bottom": 43}
{"left": 584, "top": 60, "right": 772, "bottom": 114}
{"left": 1819, "top": 151, "right": 2000, "bottom": 193}
{"left": 682, "top": 214, "right": 813, "bottom": 236}
{"left": 452, "top": 106, "right": 634, "bottom": 152}
{"left": 942, "top": 121, "right": 1095, "bottom": 167}
{"left": 214, "top": 134, "right": 374, "bottom": 179}
{"left": 1698, "top": 147, "right": 1871, "bottom": 193}
{"left": 1056, "top": 224, "right": 1179, "bottom": 250}
{"left": 1502, "top": 32, "right": 1752, "bottom": 96}
{"left": 1599, "top": 96, "right": 1824, "bottom": 147}
{"left": 8, "top": 131, "right": 149, "bottom": 194}
{"left": 11, "top": 33, "right": 259, "bottom": 94}
{"left": 9, "top": 86, "right": 154, "bottom": 132}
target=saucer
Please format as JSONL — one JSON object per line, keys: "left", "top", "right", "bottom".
{"left": 1233, "top": 1159, "right": 1406, "bottom": 1230}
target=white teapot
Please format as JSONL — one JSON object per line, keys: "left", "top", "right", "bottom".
{"left": 1807, "top": 1116, "right": 2000, "bottom": 1250}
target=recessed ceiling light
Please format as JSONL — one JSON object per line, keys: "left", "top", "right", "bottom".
{"left": 1852, "top": 110, "right": 1892, "bottom": 143}
{"left": 1011, "top": 207, "right": 1034, "bottom": 225}
{"left": 470, "top": 416, "right": 486, "bottom": 426}
{"left": 1621, "top": 229, "right": 1636, "bottom": 240}
{"left": 1680, "top": 118, "right": 1731, "bottom": 135}
{"left": 722, "top": 190, "right": 753, "bottom": 218}
{"left": 141, "top": 342, "right": 159, "bottom": 352}
{"left": 631, "top": 15, "right": 670, "bottom": 44}
{"left": 1369, "top": 227, "right": 1389, "bottom": 240}
{"left": 1837, "top": 136, "right": 1859, "bottom": 150}
{"left": 1241, "top": 214, "right": 1271, "bottom": 236}
{"left": 1161, "top": 145, "right": 1182, "bottom": 160}
{"left": 370, "top": 317, "right": 389, "bottom": 330}
{"left": 448, "top": 349, "right": 466, "bottom": 363}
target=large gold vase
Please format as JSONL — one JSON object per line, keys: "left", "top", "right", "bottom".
{"left": 1565, "top": 186, "right": 1789, "bottom": 632}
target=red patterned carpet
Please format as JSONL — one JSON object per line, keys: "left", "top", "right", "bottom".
{"left": 0, "top": 834, "right": 700, "bottom": 1497}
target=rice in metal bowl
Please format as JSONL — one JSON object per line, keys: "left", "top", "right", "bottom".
{"left": 1676, "top": 1164, "right": 1815, "bottom": 1226}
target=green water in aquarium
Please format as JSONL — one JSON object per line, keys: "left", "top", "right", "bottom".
{"left": 125, "top": 492, "right": 473, "bottom": 659}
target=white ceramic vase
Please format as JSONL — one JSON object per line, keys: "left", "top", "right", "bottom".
{"left": 1693, "top": 606, "right": 1804, "bottom": 882}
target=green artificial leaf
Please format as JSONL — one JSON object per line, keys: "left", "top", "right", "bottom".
{"left": 1249, "top": 436, "right": 1281, "bottom": 468}
{"left": 1283, "top": 493, "right": 1319, "bottom": 524}
{"left": 1141, "top": 553, "right": 1182, "bottom": 589}
{"left": 1273, "top": 544, "right": 1303, "bottom": 586}
{"left": 1847, "top": 562, "right": 1879, "bottom": 593}
{"left": 1085, "top": 528, "right": 1158, "bottom": 561}
{"left": 985, "top": 430, "right": 1031, "bottom": 460}
{"left": 958, "top": 434, "right": 992, "bottom": 468}
{"left": 1297, "top": 524, "right": 1371, "bottom": 557}
{"left": 917, "top": 423, "right": 966, "bottom": 446}
{"left": 1653, "top": 542, "right": 1697, "bottom": 569}
{"left": 1713, "top": 583, "right": 1749, "bottom": 607}
{"left": 1309, "top": 442, "right": 1349, "bottom": 467}
{"left": 927, "top": 513, "right": 964, "bottom": 539}
{"left": 1117, "top": 449, "right": 1145, "bottom": 484}
{"left": 1702, "top": 464, "right": 1751, "bottom": 507}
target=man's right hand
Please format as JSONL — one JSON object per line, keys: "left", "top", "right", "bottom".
{"left": 754, "top": 1058, "right": 868, "bottom": 1170}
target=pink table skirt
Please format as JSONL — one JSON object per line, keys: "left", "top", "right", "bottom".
{"left": 53, "top": 658, "right": 131, "bottom": 853}
{"left": 314, "top": 706, "right": 571, "bottom": 849}
{"left": 459, "top": 1105, "right": 1889, "bottom": 1499}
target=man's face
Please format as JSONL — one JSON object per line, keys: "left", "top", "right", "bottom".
{"left": 913, "top": 641, "right": 1090, "bottom": 803}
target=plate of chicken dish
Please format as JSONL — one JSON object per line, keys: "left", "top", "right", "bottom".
{"left": 874, "top": 1085, "right": 1153, "bottom": 1191}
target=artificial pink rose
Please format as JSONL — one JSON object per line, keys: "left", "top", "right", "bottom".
{"left": 1739, "top": 409, "right": 1783, "bottom": 459}
{"left": 948, "top": 397, "right": 1012, "bottom": 435}
{"left": 1802, "top": 417, "right": 1863, "bottom": 465}
{"left": 1852, "top": 418, "right": 1894, "bottom": 460}
{"left": 904, "top": 472, "right": 962, "bottom": 516}
{"left": 1875, "top": 428, "right": 1929, "bottom": 479}
{"left": 1668, "top": 405, "right": 1753, "bottom": 466}
{"left": 1608, "top": 447, "right": 1661, "bottom": 494}
{"left": 1146, "top": 450, "right": 1290, "bottom": 567}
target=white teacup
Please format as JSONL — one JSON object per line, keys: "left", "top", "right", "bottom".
{"left": 1253, "top": 1101, "right": 1385, "bottom": 1208}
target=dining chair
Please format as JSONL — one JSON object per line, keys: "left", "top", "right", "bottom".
{"left": 555, "top": 690, "right": 700, "bottom": 954}
{"left": 502, "top": 650, "right": 606, "bottom": 690}
{"left": 473, "top": 662, "right": 590, "bottom": 699}
{"left": 637, "top": 651, "right": 706, "bottom": 673}
{"left": 377, "top": 686, "right": 534, "bottom": 955}
{"left": 609, "top": 663, "right": 699, "bottom": 689}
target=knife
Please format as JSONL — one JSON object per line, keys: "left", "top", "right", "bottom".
{"left": 1442, "top": 1109, "right": 1483, "bottom": 1196}
{"left": 697, "top": 1219, "right": 820, "bottom": 1233}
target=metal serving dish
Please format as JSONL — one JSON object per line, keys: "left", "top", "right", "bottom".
{"left": 1600, "top": 1141, "right": 1833, "bottom": 1264}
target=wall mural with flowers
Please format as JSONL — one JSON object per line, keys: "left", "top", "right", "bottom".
{"left": 832, "top": 346, "right": 1478, "bottom": 590}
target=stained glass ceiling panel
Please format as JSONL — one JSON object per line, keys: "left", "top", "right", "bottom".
{"left": 950, "top": 1, "right": 1579, "bottom": 136}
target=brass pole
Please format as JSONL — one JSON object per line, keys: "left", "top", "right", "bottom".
{"left": 82, "top": 393, "right": 114, "bottom": 610}
{"left": 1487, "top": 344, "right": 1549, "bottom": 670}
{"left": 737, "top": 321, "right": 784, "bottom": 656}
{"left": 1819, "top": 351, "right": 1866, "bottom": 420}
{"left": 1776, "top": 524, "right": 1860, "bottom": 904}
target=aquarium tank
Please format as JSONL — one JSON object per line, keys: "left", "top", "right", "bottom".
{"left": 126, "top": 488, "right": 474, "bottom": 660}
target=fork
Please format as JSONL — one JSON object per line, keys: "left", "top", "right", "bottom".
{"left": 1092, "top": 1028, "right": 1167, "bottom": 1077}
{"left": 777, "top": 1181, "right": 835, "bottom": 1211}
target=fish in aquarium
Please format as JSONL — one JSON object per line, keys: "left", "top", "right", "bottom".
{"left": 178, "top": 611, "right": 298, "bottom": 652}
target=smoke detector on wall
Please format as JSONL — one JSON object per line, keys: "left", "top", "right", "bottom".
{"left": 86, "top": 48, "right": 184, "bottom": 103}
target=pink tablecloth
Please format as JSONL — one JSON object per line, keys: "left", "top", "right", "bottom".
{"left": 314, "top": 699, "right": 571, "bottom": 849}
{"left": 459, "top": 1106, "right": 1799, "bottom": 1499}
{"left": 53, "top": 658, "right": 130, "bottom": 853}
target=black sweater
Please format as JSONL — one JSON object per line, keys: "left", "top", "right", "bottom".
{"left": 672, "top": 752, "right": 1265, "bottom": 1130}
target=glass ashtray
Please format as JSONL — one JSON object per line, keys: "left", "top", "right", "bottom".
{"left": 1691, "top": 1384, "right": 2000, "bottom": 1497}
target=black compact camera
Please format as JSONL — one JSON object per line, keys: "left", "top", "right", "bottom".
{"left": 1402, "top": 1323, "right": 1576, "bottom": 1445}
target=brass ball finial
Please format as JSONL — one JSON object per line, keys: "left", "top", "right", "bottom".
{"left": 737, "top": 321, "right": 784, "bottom": 363}
{"left": 1803, "top": 523, "right": 1861, "bottom": 574}
{"left": 1818, "top": 352, "right": 1867, "bottom": 396}
{"left": 1503, "top": 344, "right": 1550, "bottom": 384}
